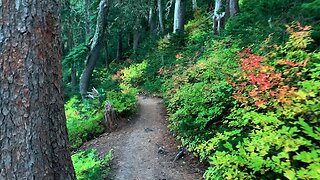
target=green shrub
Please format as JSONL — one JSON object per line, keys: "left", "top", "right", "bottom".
{"left": 185, "top": 11, "right": 212, "bottom": 48}
{"left": 91, "top": 68, "right": 121, "bottom": 93}
{"left": 66, "top": 97, "right": 105, "bottom": 148}
{"left": 72, "top": 149, "right": 113, "bottom": 180}
{"left": 163, "top": 38, "right": 238, "bottom": 149}
{"left": 106, "top": 85, "right": 138, "bottom": 115}
{"left": 120, "top": 61, "right": 148, "bottom": 87}
{"left": 142, "top": 78, "right": 163, "bottom": 93}
{"left": 105, "top": 62, "right": 140, "bottom": 115}
{"left": 199, "top": 25, "right": 320, "bottom": 179}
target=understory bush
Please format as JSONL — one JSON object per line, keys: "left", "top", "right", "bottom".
{"left": 162, "top": 36, "right": 238, "bottom": 149}
{"left": 106, "top": 86, "right": 137, "bottom": 115}
{"left": 66, "top": 61, "right": 142, "bottom": 148}
{"left": 194, "top": 24, "right": 320, "bottom": 179}
{"left": 66, "top": 97, "right": 105, "bottom": 149}
{"left": 106, "top": 61, "right": 148, "bottom": 115}
{"left": 72, "top": 149, "right": 113, "bottom": 180}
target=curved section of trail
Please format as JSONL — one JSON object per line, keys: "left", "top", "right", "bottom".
{"left": 82, "top": 96, "right": 203, "bottom": 180}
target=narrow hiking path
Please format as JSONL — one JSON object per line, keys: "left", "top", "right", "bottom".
{"left": 82, "top": 96, "right": 204, "bottom": 180}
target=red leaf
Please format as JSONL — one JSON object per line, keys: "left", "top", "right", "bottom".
{"left": 255, "top": 100, "right": 265, "bottom": 106}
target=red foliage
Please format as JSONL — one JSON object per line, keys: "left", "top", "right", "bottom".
{"left": 176, "top": 53, "right": 183, "bottom": 60}
{"left": 231, "top": 49, "right": 300, "bottom": 107}
{"left": 112, "top": 71, "right": 121, "bottom": 80}
{"left": 158, "top": 68, "right": 164, "bottom": 75}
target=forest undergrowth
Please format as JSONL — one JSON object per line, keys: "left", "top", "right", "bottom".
{"left": 62, "top": 0, "right": 320, "bottom": 179}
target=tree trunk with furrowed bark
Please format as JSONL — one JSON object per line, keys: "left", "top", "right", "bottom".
{"left": 0, "top": 0, "right": 76, "bottom": 179}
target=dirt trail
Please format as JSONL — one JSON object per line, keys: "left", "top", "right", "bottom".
{"left": 82, "top": 96, "right": 204, "bottom": 180}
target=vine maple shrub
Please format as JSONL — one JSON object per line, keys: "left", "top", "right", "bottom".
{"left": 196, "top": 24, "right": 319, "bottom": 179}
{"left": 230, "top": 48, "right": 308, "bottom": 108}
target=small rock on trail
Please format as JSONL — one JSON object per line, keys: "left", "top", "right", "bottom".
{"left": 82, "top": 96, "right": 204, "bottom": 180}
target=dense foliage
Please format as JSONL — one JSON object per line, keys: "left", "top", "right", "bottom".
{"left": 120, "top": 7, "right": 319, "bottom": 180}
{"left": 197, "top": 25, "right": 320, "bottom": 179}
{"left": 72, "top": 149, "right": 113, "bottom": 179}
{"left": 65, "top": 78, "right": 138, "bottom": 148}
{"left": 65, "top": 97, "right": 105, "bottom": 148}
{"left": 60, "top": 0, "right": 320, "bottom": 179}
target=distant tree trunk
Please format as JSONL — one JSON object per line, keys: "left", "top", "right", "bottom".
{"left": 133, "top": 29, "right": 141, "bottom": 55}
{"left": 64, "top": 0, "right": 77, "bottom": 93}
{"left": 116, "top": 30, "right": 123, "bottom": 62}
{"left": 225, "top": 0, "right": 230, "bottom": 19}
{"left": 149, "top": 0, "right": 157, "bottom": 37}
{"left": 104, "top": 37, "right": 110, "bottom": 68}
{"left": 133, "top": 17, "right": 142, "bottom": 55}
{"left": 80, "top": 0, "right": 109, "bottom": 98}
{"left": 85, "top": 0, "right": 92, "bottom": 39}
{"left": 0, "top": 0, "right": 75, "bottom": 179}
{"left": 67, "top": 15, "right": 77, "bottom": 93}
{"left": 71, "top": 63, "right": 77, "bottom": 92}
{"left": 157, "top": 0, "right": 164, "bottom": 32}
{"left": 192, "top": 0, "right": 197, "bottom": 11}
{"left": 173, "top": 0, "right": 186, "bottom": 33}
{"left": 212, "top": 0, "right": 225, "bottom": 35}
{"left": 229, "top": 0, "right": 239, "bottom": 17}
{"left": 127, "top": 32, "right": 132, "bottom": 47}
{"left": 165, "top": 0, "right": 174, "bottom": 19}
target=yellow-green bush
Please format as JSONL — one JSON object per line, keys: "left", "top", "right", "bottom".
{"left": 197, "top": 25, "right": 320, "bottom": 179}
{"left": 66, "top": 97, "right": 105, "bottom": 149}
{"left": 72, "top": 149, "right": 112, "bottom": 180}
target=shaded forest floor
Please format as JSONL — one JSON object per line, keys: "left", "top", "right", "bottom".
{"left": 82, "top": 95, "right": 205, "bottom": 180}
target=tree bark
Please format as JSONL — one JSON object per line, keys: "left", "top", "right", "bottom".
{"left": 133, "top": 29, "right": 141, "bottom": 55}
{"left": 0, "top": 0, "right": 75, "bottom": 179}
{"left": 104, "top": 36, "right": 110, "bottom": 68}
{"left": 157, "top": 0, "right": 164, "bottom": 32}
{"left": 80, "top": 0, "right": 109, "bottom": 98}
{"left": 192, "top": 0, "right": 197, "bottom": 11}
{"left": 64, "top": 0, "right": 77, "bottom": 93}
{"left": 225, "top": 0, "right": 230, "bottom": 19}
{"left": 71, "top": 63, "right": 77, "bottom": 92}
{"left": 212, "top": 0, "right": 225, "bottom": 35}
{"left": 149, "top": 1, "right": 157, "bottom": 37}
{"left": 229, "top": 0, "right": 239, "bottom": 17}
{"left": 173, "top": 0, "right": 186, "bottom": 33}
{"left": 116, "top": 30, "right": 123, "bottom": 62}
{"left": 133, "top": 17, "right": 142, "bottom": 55}
{"left": 85, "top": 0, "right": 92, "bottom": 39}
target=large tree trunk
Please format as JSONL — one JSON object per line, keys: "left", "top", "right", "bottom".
{"left": 229, "top": 0, "right": 239, "bottom": 17}
{"left": 173, "top": 0, "right": 186, "bottom": 33}
{"left": 157, "top": 0, "right": 164, "bottom": 32}
{"left": 0, "top": 1, "right": 75, "bottom": 179}
{"left": 80, "top": 0, "right": 109, "bottom": 98}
